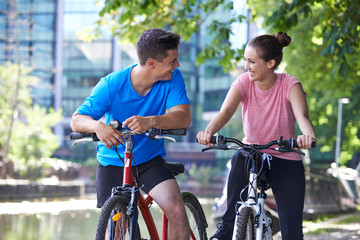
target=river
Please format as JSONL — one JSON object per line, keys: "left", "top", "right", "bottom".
{"left": 0, "top": 194, "right": 218, "bottom": 240}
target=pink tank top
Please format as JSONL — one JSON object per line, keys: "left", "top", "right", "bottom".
{"left": 232, "top": 72, "right": 303, "bottom": 160}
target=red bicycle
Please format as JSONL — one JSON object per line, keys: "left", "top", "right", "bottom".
{"left": 71, "top": 120, "right": 208, "bottom": 240}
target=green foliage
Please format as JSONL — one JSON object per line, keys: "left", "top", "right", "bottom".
{"left": 86, "top": 0, "right": 360, "bottom": 165}
{"left": 10, "top": 105, "right": 62, "bottom": 180}
{"left": 261, "top": 0, "right": 360, "bottom": 78}
{"left": 0, "top": 63, "right": 38, "bottom": 135}
{"left": 0, "top": 63, "right": 63, "bottom": 180}
{"left": 247, "top": 0, "right": 360, "bottom": 165}
{"left": 81, "top": 0, "right": 246, "bottom": 72}
{"left": 188, "top": 164, "right": 219, "bottom": 185}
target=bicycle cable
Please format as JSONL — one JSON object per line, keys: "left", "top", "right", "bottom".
{"left": 239, "top": 149, "right": 269, "bottom": 203}
{"left": 112, "top": 134, "right": 140, "bottom": 186}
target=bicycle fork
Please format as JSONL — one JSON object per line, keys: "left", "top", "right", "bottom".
{"left": 232, "top": 171, "right": 271, "bottom": 240}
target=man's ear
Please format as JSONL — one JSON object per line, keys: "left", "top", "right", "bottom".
{"left": 267, "top": 59, "right": 276, "bottom": 69}
{"left": 147, "top": 58, "right": 156, "bottom": 69}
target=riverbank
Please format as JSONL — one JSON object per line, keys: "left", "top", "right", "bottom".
{"left": 0, "top": 178, "right": 85, "bottom": 200}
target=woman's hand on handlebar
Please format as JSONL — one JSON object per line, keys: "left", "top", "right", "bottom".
{"left": 196, "top": 130, "right": 214, "bottom": 147}
{"left": 296, "top": 135, "right": 316, "bottom": 149}
{"left": 95, "top": 122, "right": 124, "bottom": 148}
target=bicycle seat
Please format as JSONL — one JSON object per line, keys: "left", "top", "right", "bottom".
{"left": 166, "top": 162, "right": 185, "bottom": 176}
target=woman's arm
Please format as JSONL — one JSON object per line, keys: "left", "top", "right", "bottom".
{"left": 289, "top": 83, "right": 316, "bottom": 149}
{"left": 197, "top": 86, "right": 242, "bottom": 146}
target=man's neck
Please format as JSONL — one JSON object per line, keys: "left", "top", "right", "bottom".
{"left": 130, "top": 65, "right": 156, "bottom": 96}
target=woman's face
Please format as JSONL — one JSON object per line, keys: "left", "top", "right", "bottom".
{"left": 244, "top": 45, "right": 273, "bottom": 82}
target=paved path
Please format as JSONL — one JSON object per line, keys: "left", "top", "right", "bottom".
{"left": 273, "top": 212, "right": 360, "bottom": 240}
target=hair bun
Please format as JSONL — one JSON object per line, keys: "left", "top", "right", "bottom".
{"left": 276, "top": 31, "right": 291, "bottom": 48}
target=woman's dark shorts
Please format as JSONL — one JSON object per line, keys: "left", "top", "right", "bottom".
{"left": 96, "top": 155, "right": 175, "bottom": 208}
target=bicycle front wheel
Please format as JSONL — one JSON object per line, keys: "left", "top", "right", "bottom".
{"left": 95, "top": 194, "right": 141, "bottom": 240}
{"left": 182, "top": 192, "right": 208, "bottom": 240}
{"left": 234, "top": 206, "right": 255, "bottom": 240}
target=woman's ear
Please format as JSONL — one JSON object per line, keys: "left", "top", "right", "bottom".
{"left": 267, "top": 59, "right": 276, "bottom": 69}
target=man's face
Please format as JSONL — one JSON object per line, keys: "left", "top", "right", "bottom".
{"left": 154, "top": 49, "right": 180, "bottom": 80}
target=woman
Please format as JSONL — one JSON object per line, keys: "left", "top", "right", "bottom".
{"left": 197, "top": 31, "right": 316, "bottom": 240}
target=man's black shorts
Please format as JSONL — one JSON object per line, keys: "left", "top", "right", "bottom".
{"left": 96, "top": 155, "right": 175, "bottom": 208}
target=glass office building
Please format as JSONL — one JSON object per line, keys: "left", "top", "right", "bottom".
{"left": 0, "top": 0, "right": 256, "bottom": 163}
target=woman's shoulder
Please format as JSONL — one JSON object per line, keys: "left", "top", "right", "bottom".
{"left": 232, "top": 72, "right": 251, "bottom": 89}
{"left": 278, "top": 72, "right": 300, "bottom": 82}
{"left": 277, "top": 73, "right": 302, "bottom": 95}
{"left": 234, "top": 72, "right": 251, "bottom": 83}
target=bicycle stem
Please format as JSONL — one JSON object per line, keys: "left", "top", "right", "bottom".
{"left": 123, "top": 134, "right": 135, "bottom": 187}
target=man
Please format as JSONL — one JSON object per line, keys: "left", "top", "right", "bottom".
{"left": 71, "top": 28, "right": 191, "bottom": 239}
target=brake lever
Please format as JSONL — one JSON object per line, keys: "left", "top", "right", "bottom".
{"left": 154, "top": 135, "right": 176, "bottom": 142}
{"left": 73, "top": 138, "right": 95, "bottom": 146}
{"left": 275, "top": 147, "right": 305, "bottom": 156}
{"left": 293, "top": 149, "right": 305, "bottom": 156}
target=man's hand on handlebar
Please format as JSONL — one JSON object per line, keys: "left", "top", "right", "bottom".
{"left": 94, "top": 121, "right": 124, "bottom": 148}
{"left": 122, "top": 115, "right": 152, "bottom": 135}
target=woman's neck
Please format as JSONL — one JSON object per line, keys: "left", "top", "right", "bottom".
{"left": 256, "top": 73, "right": 277, "bottom": 90}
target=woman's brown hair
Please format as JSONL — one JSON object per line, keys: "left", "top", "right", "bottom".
{"left": 248, "top": 31, "right": 291, "bottom": 69}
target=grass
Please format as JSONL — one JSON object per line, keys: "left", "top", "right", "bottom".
{"left": 304, "top": 210, "right": 360, "bottom": 236}
{"left": 335, "top": 214, "right": 360, "bottom": 224}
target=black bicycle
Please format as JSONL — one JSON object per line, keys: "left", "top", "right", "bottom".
{"left": 201, "top": 135, "right": 315, "bottom": 240}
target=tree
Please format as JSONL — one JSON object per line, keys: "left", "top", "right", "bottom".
{"left": 262, "top": 0, "right": 360, "bottom": 78}
{"left": 84, "top": 0, "right": 360, "bottom": 165}
{"left": 78, "top": 0, "right": 245, "bottom": 72}
{"left": 83, "top": 0, "right": 358, "bottom": 76}
{"left": 0, "top": 63, "right": 63, "bottom": 180}
{"left": 247, "top": 0, "right": 360, "bottom": 165}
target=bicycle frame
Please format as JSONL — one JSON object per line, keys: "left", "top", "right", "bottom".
{"left": 201, "top": 135, "right": 315, "bottom": 240}
{"left": 72, "top": 123, "right": 207, "bottom": 240}
{"left": 118, "top": 133, "right": 169, "bottom": 240}
{"left": 232, "top": 151, "right": 272, "bottom": 240}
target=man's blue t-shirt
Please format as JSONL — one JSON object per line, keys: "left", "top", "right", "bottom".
{"left": 76, "top": 65, "right": 190, "bottom": 167}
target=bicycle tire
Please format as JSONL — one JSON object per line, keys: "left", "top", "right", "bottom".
{"left": 235, "top": 206, "right": 255, "bottom": 240}
{"left": 182, "top": 192, "right": 208, "bottom": 240}
{"left": 95, "top": 194, "right": 141, "bottom": 240}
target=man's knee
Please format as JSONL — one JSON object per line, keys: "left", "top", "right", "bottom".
{"left": 167, "top": 201, "right": 187, "bottom": 222}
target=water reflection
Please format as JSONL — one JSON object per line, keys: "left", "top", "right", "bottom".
{"left": 0, "top": 196, "right": 217, "bottom": 240}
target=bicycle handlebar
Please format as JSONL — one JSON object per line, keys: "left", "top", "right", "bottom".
{"left": 199, "top": 135, "right": 316, "bottom": 156}
{"left": 70, "top": 119, "right": 187, "bottom": 144}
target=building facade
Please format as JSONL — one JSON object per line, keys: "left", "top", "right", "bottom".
{"left": 0, "top": 0, "right": 256, "bottom": 164}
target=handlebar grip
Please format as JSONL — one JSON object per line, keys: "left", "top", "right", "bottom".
{"left": 195, "top": 136, "right": 219, "bottom": 144}
{"left": 291, "top": 139, "right": 316, "bottom": 148}
{"left": 210, "top": 135, "right": 226, "bottom": 144}
{"left": 161, "top": 129, "right": 187, "bottom": 135}
{"left": 70, "top": 132, "right": 91, "bottom": 140}
{"left": 210, "top": 136, "right": 217, "bottom": 144}
{"left": 70, "top": 132, "right": 99, "bottom": 141}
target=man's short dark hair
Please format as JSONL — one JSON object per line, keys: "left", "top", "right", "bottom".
{"left": 136, "top": 28, "right": 181, "bottom": 66}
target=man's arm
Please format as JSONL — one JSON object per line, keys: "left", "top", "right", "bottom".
{"left": 122, "top": 103, "right": 191, "bottom": 133}
{"left": 71, "top": 112, "right": 124, "bottom": 148}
